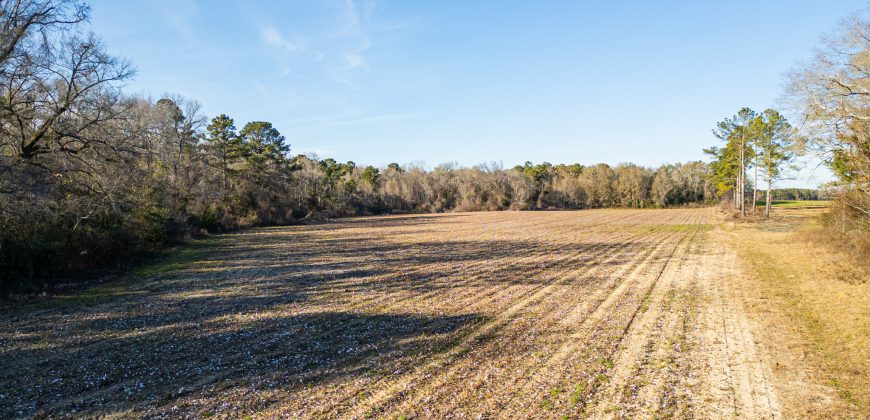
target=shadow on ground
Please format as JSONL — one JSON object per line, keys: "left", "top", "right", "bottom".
{"left": 0, "top": 212, "right": 650, "bottom": 417}
{"left": 1, "top": 310, "right": 481, "bottom": 417}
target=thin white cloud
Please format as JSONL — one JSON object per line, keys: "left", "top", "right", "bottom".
{"left": 252, "top": 79, "right": 269, "bottom": 95}
{"left": 327, "top": 69, "right": 361, "bottom": 89}
{"left": 334, "top": 1, "right": 373, "bottom": 73}
{"left": 342, "top": 50, "right": 367, "bottom": 70}
{"left": 340, "top": 0, "right": 363, "bottom": 35}
{"left": 261, "top": 26, "right": 300, "bottom": 52}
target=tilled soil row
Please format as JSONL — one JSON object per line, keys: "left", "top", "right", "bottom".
{"left": 160, "top": 212, "right": 659, "bottom": 416}
{"left": 345, "top": 221, "right": 689, "bottom": 418}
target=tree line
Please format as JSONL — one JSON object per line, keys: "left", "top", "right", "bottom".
{"left": 0, "top": 0, "right": 716, "bottom": 292}
{"left": 764, "top": 188, "right": 827, "bottom": 201}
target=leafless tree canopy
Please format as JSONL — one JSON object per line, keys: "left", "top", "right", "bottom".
{"left": 787, "top": 15, "right": 870, "bottom": 221}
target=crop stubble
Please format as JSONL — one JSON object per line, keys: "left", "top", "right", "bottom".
{"left": 1, "top": 208, "right": 787, "bottom": 418}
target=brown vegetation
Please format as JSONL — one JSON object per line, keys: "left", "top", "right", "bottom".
{"left": 724, "top": 207, "right": 869, "bottom": 418}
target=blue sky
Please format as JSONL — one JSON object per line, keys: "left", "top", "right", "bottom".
{"left": 89, "top": 1, "right": 868, "bottom": 187}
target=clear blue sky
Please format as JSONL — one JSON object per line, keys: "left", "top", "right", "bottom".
{"left": 89, "top": 1, "right": 868, "bottom": 187}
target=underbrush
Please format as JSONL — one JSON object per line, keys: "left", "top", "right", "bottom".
{"left": 718, "top": 193, "right": 869, "bottom": 267}
{"left": 817, "top": 196, "right": 870, "bottom": 267}
{"left": 0, "top": 211, "right": 208, "bottom": 296}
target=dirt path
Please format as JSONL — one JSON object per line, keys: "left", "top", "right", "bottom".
{"left": 687, "top": 231, "right": 782, "bottom": 418}
{"left": 0, "top": 208, "right": 845, "bottom": 418}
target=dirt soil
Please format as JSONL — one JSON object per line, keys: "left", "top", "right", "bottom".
{"left": 0, "top": 208, "right": 862, "bottom": 418}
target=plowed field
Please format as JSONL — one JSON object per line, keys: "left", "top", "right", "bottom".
{"left": 1, "top": 209, "right": 827, "bottom": 418}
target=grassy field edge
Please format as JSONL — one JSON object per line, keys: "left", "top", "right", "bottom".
{"left": 723, "top": 211, "right": 869, "bottom": 417}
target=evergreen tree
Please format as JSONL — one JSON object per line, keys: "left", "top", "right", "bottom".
{"left": 753, "top": 109, "right": 796, "bottom": 218}
{"left": 205, "top": 114, "right": 243, "bottom": 199}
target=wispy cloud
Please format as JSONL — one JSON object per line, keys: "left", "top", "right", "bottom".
{"left": 334, "top": 0, "right": 374, "bottom": 75}
{"left": 342, "top": 49, "right": 368, "bottom": 70}
{"left": 252, "top": 79, "right": 269, "bottom": 95}
{"left": 327, "top": 70, "right": 361, "bottom": 89}
{"left": 245, "top": 1, "right": 422, "bottom": 130}
{"left": 260, "top": 26, "right": 301, "bottom": 52}
{"left": 252, "top": 0, "right": 402, "bottom": 88}
{"left": 339, "top": 0, "right": 364, "bottom": 35}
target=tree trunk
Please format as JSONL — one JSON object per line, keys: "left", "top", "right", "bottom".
{"left": 739, "top": 138, "right": 746, "bottom": 217}
{"left": 733, "top": 180, "right": 738, "bottom": 210}
{"left": 221, "top": 156, "right": 228, "bottom": 200}
{"left": 752, "top": 146, "right": 758, "bottom": 213}
{"left": 765, "top": 173, "right": 772, "bottom": 219}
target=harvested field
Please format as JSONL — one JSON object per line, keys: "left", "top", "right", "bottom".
{"left": 0, "top": 208, "right": 840, "bottom": 418}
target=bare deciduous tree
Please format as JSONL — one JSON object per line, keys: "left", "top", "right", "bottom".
{"left": 787, "top": 15, "right": 870, "bottom": 217}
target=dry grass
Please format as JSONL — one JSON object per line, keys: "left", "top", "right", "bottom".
{"left": 0, "top": 208, "right": 856, "bottom": 418}
{"left": 725, "top": 207, "right": 870, "bottom": 417}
